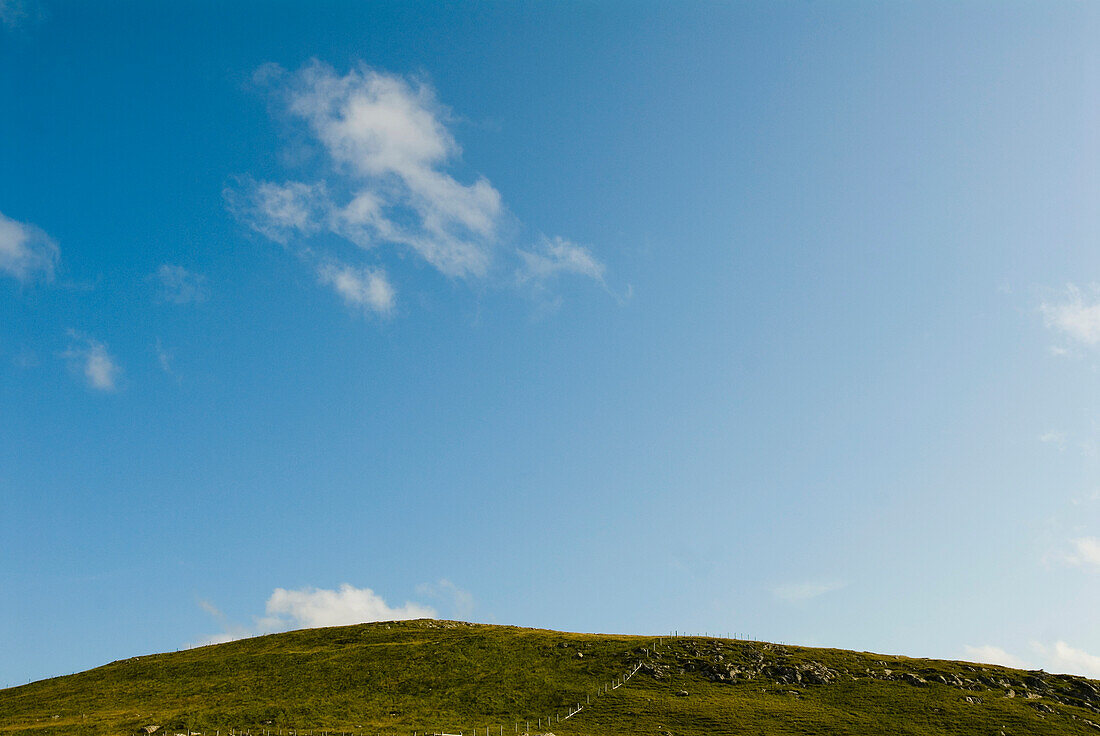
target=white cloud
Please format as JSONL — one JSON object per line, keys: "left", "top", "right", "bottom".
{"left": 1040, "top": 284, "right": 1100, "bottom": 346}
{"left": 156, "top": 264, "right": 208, "bottom": 304}
{"left": 224, "top": 179, "right": 327, "bottom": 244}
{"left": 228, "top": 61, "right": 608, "bottom": 313}
{"left": 1065, "top": 537, "right": 1100, "bottom": 568}
{"left": 0, "top": 210, "right": 58, "bottom": 282}
{"left": 415, "top": 579, "right": 474, "bottom": 619}
{"left": 963, "top": 641, "right": 1100, "bottom": 679}
{"left": 63, "top": 333, "right": 120, "bottom": 392}
{"left": 193, "top": 583, "right": 436, "bottom": 646}
{"left": 231, "top": 62, "right": 501, "bottom": 279}
{"left": 261, "top": 584, "right": 434, "bottom": 629}
{"left": 1043, "top": 641, "right": 1100, "bottom": 679}
{"left": 518, "top": 236, "right": 606, "bottom": 284}
{"left": 771, "top": 579, "right": 846, "bottom": 603}
{"left": 962, "top": 644, "right": 1029, "bottom": 669}
{"left": 317, "top": 261, "right": 395, "bottom": 315}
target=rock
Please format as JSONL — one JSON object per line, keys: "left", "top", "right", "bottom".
{"left": 1025, "top": 675, "right": 1050, "bottom": 693}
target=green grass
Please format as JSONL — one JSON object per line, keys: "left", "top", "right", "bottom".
{"left": 2, "top": 619, "right": 1099, "bottom": 736}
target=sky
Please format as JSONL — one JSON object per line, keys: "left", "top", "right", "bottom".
{"left": 3, "top": 0, "right": 1100, "bottom": 687}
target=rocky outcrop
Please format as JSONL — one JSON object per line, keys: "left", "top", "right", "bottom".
{"left": 633, "top": 638, "right": 1100, "bottom": 718}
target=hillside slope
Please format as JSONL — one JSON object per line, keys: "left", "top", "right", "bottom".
{"left": 2, "top": 619, "right": 1099, "bottom": 736}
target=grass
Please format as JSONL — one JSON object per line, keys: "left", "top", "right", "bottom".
{"left": 1, "top": 619, "right": 1098, "bottom": 736}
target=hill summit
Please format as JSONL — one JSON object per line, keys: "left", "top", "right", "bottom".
{"left": 2, "top": 619, "right": 1099, "bottom": 736}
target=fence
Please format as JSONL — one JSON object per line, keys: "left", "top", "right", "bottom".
{"left": 166, "top": 633, "right": 770, "bottom": 736}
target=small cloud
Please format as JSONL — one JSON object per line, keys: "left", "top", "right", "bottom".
{"left": 198, "top": 599, "right": 225, "bottom": 620}
{"left": 191, "top": 632, "right": 240, "bottom": 647}
{"left": 1075, "top": 489, "right": 1100, "bottom": 505}
{"left": 155, "top": 338, "right": 176, "bottom": 378}
{"left": 63, "top": 332, "right": 120, "bottom": 392}
{"left": 316, "top": 261, "right": 395, "bottom": 315}
{"left": 964, "top": 641, "right": 1100, "bottom": 678}
{"left": 1040, "top": 641, "right": 1100, "bottom": 679}
{"left": 155, "top": 264, "right": 208, "bottom": 304}
{"left": 962, "top": 644, "right": 1029, "bottom": 669}
{"left": 517, "top": 236, "right": 606, "bottom": 284}
{"left": 0, "top": 210, "right": 59, "bottom": 282}
{"left": 1064, "top": 537, "right": 1100, "bottom": 568}
{"left": 771, "top": 579, "right": 846, "bottom": 603}
{"left": 224, "top": 178, "right": 327, "bottom": 244}
{"left": 1039, "top": 430, "right": 1067, "bottom": 449}
{"left": 1040, "top": 284, "right": 1100, "bottom": 347}
{"left": 415, "top": 579, "right": 474, "bottom": 619}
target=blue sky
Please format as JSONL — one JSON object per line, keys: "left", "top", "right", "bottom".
{"left": 3, "top": 0, "right": 1100, "bottom": 687}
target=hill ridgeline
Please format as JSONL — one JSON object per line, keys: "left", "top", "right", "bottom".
{"left": 2, "top": 619, "right": 1099, "bottom": 736}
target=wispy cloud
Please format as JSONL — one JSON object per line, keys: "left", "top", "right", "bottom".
{"left": 193, "top": 583, "right": 436, "bottom": 646}
{"left": 154, "top": 338, "right": 178, "bottom": 379}
{"left": 1036, "top": 641, "right": 1100, "bottom": 679}
{"left": 1040, "top": 284, "right": 1100, "bottom": 347}
{"left": 1064, "top": 537, "right": 1100, "bottom": 569}
{"left": 0, "top": 210, "right": 58, "bottom": 282}
{"left": 963, "top": 641, "right": 1100, "bottom": 678}
{"left": 156, "top": 264, "right": 208, "bottom": 304}
{"left": 517, "top": 236, "right": 605, "bottom": 285}
{"left": 1072, "top": 489, "right": 1100, "bottom": 506}
{"left": 1039, "top": 430, "right": 1067, "bottom": 450}
{"left": 771, "top": 578, "right": 846, "bottom": 603}
{"left": 225, "top": 179, "right": 327, "bottom": 244}
{"left": 63, "top": 332, "right": 121, "bottom": 392}
{"left": 227, "top": 61, "right": 607, "bottom": 314}
{"left": 415, "top": 579, "right": 474, "bottom": 619}
{"left": 316, "top": 261, "right": 395, "bottom": 315}
{"left": 0, "top": 0, "right": 27, "bottom": 28}
{"left": 962, "top": 644, "right": 1029, "bottom": 669}
{"left": 12, "top": 349, "right": 38, "bottom": 369}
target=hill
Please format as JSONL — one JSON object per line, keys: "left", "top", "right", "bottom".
{"left": 2, "top": 619, "right": 1099, "bottom": 736}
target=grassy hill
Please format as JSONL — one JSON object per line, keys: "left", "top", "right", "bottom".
{"left": 2, "top": 619, "right": 1100, "bottom": 736}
